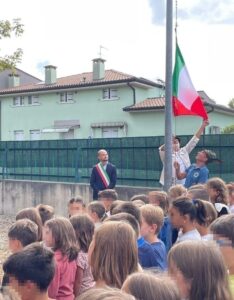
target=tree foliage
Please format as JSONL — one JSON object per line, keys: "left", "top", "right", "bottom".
{"left": 222, "top": 124, "right": 234, "bottom": 134}
{"left": 228, "top": 98, "right": 234, "bottom": 109}
{"left": 0, "top": 18, "right": 24, "bottom": 72}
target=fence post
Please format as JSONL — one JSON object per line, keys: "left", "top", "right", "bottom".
{"left": 75, "top": 146, "right": 80, "bottom": 182}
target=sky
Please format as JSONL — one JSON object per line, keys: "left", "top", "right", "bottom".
{"left": 1, "top": 0, "right": 234, "bottom": 106}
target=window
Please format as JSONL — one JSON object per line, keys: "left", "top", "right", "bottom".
{"left": 13, "top": 96, "right": 24, "bottom": 106}
{"left": 60, "top": 92, "right": 74, "bottom": 103}
{"left": 14, "top": 130, "right": 24, "bottom": 141}
{"left": 28, "top": 95, "right": 39, "bottom": 105}
{"left": 102, "top": 127, "right": 118, "bottom": 138}
{"left": 209, "top": 126, "right": 221, "bottom": 134}
{"left": 102, "top": 88, "right": 118, "bottom": 100}
{"left": 30, "top": 130, "right": 41, "bottom": 140}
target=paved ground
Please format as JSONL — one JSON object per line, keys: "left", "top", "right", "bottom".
{"left": 0, "top": 215, "right": 15, "bottom": 282}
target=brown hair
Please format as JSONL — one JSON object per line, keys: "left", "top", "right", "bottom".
{"left": 87, "top": 202, "right": 106, "bottom": 220}
{"left": 91, "top": 221, "right": 138, "bottom": 288}
{"left": 105, "top": 212, "right": 140, "bottom": 238}
{"left": 36, "top": 204, "right": 54, "bottom": 225}
{"left": 210, "top": 214, "right": 234, "bottom": 246}
{"left": 8, "top": 219, "right": 38, "bottom": 247}
{"left": 45, "top": 217, "right": 78, "bottom": 261}
{"left": 122, "top": 272, "right": 180, "bottom": 300}
{"left": 16, "top": 207, "right": 43, "bottom": 241}
{"left": 109, "top": 200, "right": 125, "bottom": 215}
{"left": 68, "top": 196, "right": 86, "bottom": 207}
{"left": 140, "top": 204, "right": 164, "bottom": 234}
{"left": 112, "top": 202, "right": 141, "bottom": 225}
{"left": 206, "top": 177, "right": 229, "bottom": 205}
{"left": 70, "top": 214, "right": 94, "bottom": 252}
{"left": 130, "top": 194, "right": 149, "bottom": 204}
{"left": 187, "top": 187, "right": 210, "bottom": 201}
{"left": 168, "top": 185, "right": 187, "bottom": 200}
{"left": 148, "top": 191, "right": 169, "bottom": 213}
{"left": 193, "top": 199, "right": 217, "bottom": 226}
{"left": 78, "top": 288, "right": 136, "bottom": 300}
{"left": 98, "top": 189, "right": 118, "bottom": 201}
{"left": 168, "top": 241, "right": 232, "bottom": 300}
{"left": 132, "top": 200, "right": 145, "bottom": 208}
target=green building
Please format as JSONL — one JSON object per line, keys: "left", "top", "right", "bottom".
{"left": 0, "top": 59, "right": 233, "bottom": 141}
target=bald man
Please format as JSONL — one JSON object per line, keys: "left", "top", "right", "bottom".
{"left": 90, "top": 149, "right": 117, "bottom": 200}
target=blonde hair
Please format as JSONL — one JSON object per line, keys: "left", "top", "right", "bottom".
{"left": 168, "top": 241, "right": 232, "bottom": 300}
{"left": 206, "top": 177, "right": 229, "bottom": 205}
{"left": 0, "top": 288, "right": 20, "bottom": 300}
{"left": 122, "top": 272, "right": 180, "bottom": 300}
{"left": 140, "top": 204, "right": 164, "bottom": 234}
{"left": 168, "top": 184, "right": 187, "bottom": 200}
{"left": 78, "top": 287, "right": 136, "bottom": 300}
{"left": 91, "top": 221, "right": 138, "bottom": 288}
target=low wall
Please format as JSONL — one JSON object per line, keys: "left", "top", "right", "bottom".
{"left": 0, "top": 180, "right": 159, "bottom": 216}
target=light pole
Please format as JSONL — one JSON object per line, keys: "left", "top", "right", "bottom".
{"left": 164, "top": 0, "right": 173, "bottom": 191}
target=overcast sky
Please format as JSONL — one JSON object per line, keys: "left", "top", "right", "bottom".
{"left": 1, "top": 0, "right": 234, "bottom": 105}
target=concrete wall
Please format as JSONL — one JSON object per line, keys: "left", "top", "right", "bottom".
{"left": 0, "top": 180, "right": 158, "bottom": 216}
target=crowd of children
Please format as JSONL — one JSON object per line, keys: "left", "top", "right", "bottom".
{"left": 1, "top": 178, "right": 234, "bottom": 300}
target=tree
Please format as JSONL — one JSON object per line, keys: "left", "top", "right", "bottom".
{"left": 0, "top": 18, "right": 24, "bottom": 72}
{"left": 228, "top": 98, "right": 234, "bottom": 109}
{"left": 222, "top": 124, "right": 234, "bottom": 134}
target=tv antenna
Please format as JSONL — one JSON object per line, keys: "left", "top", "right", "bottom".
{"left": 98, "top": 45, "right": 108, "bottom": 58}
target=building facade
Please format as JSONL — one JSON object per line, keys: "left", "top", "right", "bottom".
{"left": 0, "top": 60, "right": 233, "bottom": 141}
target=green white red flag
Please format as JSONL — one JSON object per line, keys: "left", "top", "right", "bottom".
{"left": 172, "top": 44, "right": 208, "bottom": 120}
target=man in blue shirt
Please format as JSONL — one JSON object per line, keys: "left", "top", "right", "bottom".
{"left": 174, "top": 149, "right": 218, "bottom": 189}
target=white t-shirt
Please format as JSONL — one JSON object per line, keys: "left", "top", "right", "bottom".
{"left": 176, "top": 229, "right": 201, "bottom": 243}
{"left": 201, "top": 234, "right": 213, "bottom": 241}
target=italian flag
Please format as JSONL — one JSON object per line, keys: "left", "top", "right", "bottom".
{"left": 173, "top": 44, "right": 208, "bottom": 120}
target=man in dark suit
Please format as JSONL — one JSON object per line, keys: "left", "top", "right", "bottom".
{"left": 90, "top": 149, "right": 117, "bottom": 200}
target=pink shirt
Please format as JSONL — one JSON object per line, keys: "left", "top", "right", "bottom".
{"left": 48, "top": 250, "right": 77, "bottom": 300}
{"left": 76, "top": 251, "right": 95, "bottom": 295}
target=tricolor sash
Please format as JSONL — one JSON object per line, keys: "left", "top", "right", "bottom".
{"left": 96, "top": 163, "right": 110, "bottom": 188}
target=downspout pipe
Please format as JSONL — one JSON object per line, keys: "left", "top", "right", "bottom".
{"left": 127, "top": 82, "right": 136, "bottom": 105}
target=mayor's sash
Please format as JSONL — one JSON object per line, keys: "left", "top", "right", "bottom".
{"left": 96, "top": 163, "right": 110, "bottom": 188}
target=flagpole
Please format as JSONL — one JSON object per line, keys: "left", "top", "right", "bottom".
{"left": 164, "top": 0, "right": 173, "bottom": 191}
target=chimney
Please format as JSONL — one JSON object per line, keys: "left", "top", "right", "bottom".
{"left": 8, "top": 73, "right": 20, "bottom": 88}
{"left": 92, "top": 58, "right": 105, "bottom": 80}
{"left": 45, "top": 65, "right": 57, "bottom": 84}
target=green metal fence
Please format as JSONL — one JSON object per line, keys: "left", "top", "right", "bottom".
{"left": 0, "top": 134, "right": 233, "bottom": 187}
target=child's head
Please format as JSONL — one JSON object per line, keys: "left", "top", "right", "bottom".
{"left": 79, "top": 287, "right": 136, "bottom": 300}
{"left": 131, "top": 199, "right": 145, "bottom": 208}
{"left": 168, "top": 241, "right": 232, "bottom": 300}
{"left": 109, "top": 200, "right": 125, "bottom": 215}
{"left": 122, "top": 272, "right": 180, "bottom": 300}
{"left": 88, "top": 221, "right": 138, "bottom": 288}
{"left": 105, "top": 212, "right": 140, "bottom": 239}
{"left": 148, "top": 191, "right": 169, "bottom": 214}
{"left": 169, "top": 197, "right": 197, "bottom": 229}
{"left": 193, "top": 199, "right": 217, "bottom": 235}
{"left": 8, "top": 219, "right": 38, "bottom": 253}
{"left": 130, "top": 194, "right": 149, "bottom": 204}
{"left": 168, "top": 184, "right": 187, "bottom": 200}
{"left": 36, "top": 204, "right": 54, "bottom": 225}
{"left": 16, "top": 207, "right": 43, "bottom": 241}
{"left": 98, "top": 189, "right": 118, "bottom": 211}
{"left": 44, "top": 217, "right": 78, "bottom": 261}
{"left": 70, "top": 214, "right": 95, "bottom": 252}
{"left": 140, "top": 204, "right": 164, "bottom": 239}
{"left": 3, "top": 243, "right": 55, "bottom": 300}
{"left": 68, "top": 196, "right": 86, "bottom": 217}
{"left": 226, "top": 183, "right": 234, "bottom": 205}
{"left": 187, "top": 187, "right": 209, "bottom": 201}
{"left": 196, "top": 149, "right": 217, "bottom": 166}
{"left": 112, "top": 202, "right": 141, "bottom": 226}
{"left": 206, "top": 177, "right": 228, "bottom": 205}
{"left": 210, "top": 214, "right": 234, "bottom": 272}
{"left": 87, "top": 201, "right": 106, "bottom": 223}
